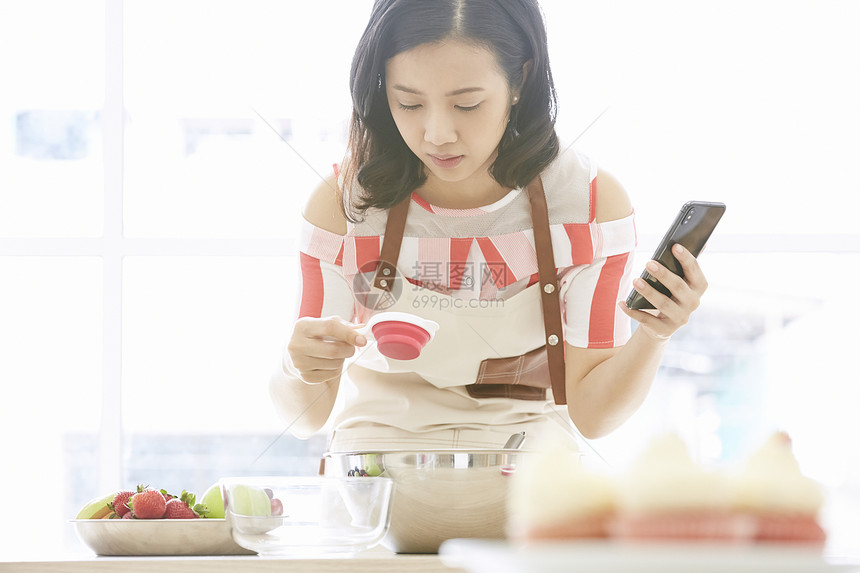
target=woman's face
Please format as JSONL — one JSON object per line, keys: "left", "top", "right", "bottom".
{"left": 385, "top": 40, "right": 514, "bottom": 188}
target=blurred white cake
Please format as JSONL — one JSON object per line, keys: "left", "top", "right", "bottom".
{"left": 507, "top": 437, "right": 615, "bottom": 540}
{"left": 732, "top": 432, "right": 826, "bottom": 543}
{"left": 613, "top": 433, "right": 752, "bottom": 541}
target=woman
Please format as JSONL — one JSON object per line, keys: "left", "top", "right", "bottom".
{"left": 270, "top": 0, "right": 708, "bottom": 452}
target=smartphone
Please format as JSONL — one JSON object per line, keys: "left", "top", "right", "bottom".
{"left": 625, "top": 201, "right": 726, "bottom": 311}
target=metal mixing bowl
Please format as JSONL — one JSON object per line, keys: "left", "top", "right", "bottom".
{"left": 324, "top": 450, "right": 525, "bottom": 553}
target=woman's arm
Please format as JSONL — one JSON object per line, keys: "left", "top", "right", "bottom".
{"left": 563, "top": 331, "right": 668, "bottom": 439}
{"left": 563, "top": 169, "right": 708, "bottom": 439}
{"left": 269, "top": 173, "right": 363, "bottom": 438}
{"left": 269, "top": 316, "right": 359, "bottom": 439}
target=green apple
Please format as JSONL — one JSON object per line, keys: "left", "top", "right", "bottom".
{"left": 363, "top": 454, "right": 383, "bottom": 476}
{"left": 229, "top": 484, "right": 271, "bottom": 517}
{"left": 76, "top": 492, "right": 116, "bottom": 519}
{"left": 365, "top": 462, "right": 382, "bottom": 477}
{"left": 199, "top": 483, "right": 225, "bottom": 519}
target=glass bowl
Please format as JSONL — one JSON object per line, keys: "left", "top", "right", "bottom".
{"left": 219, "top": 476, "right": 394, "bottom": 557}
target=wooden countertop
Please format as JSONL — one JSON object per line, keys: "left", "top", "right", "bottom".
{"left": 0, "top": 550, "right": 466, "bottom": 573}
{"left": 6, "top": 547, "right": 859, "bottom": 573}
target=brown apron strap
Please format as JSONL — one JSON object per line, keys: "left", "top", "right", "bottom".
{"left": 373, "top": 196, "right": 410, "bottom": 291}
{"left": 525, "top": 178, "right": 567, "bottom": 405}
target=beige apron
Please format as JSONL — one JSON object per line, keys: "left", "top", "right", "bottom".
{"left": 329, "top": 177, "right": 567, "bottom": 452}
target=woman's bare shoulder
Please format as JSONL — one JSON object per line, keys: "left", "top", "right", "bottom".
{"left": 302, "top": 173, "right": 347, "bottom": 235}
{"left": 594, "top": 168, "right": 633, "bottom": 223}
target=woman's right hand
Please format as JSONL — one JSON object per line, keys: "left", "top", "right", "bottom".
{"left": 286, "top": 317, "right": 367, "bottom": 384}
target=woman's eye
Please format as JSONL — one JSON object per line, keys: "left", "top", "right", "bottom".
{"left": 456, "top": 103, "right": 481, "bottom": 112}
{"left": 398, "top": 103, "right": 422, "bottom": 111}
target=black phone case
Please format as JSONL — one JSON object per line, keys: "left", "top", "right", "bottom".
{"left": 626, "top": 201, "right": 726, "bottom": 311}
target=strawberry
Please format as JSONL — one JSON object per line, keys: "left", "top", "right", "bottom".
{"left": 164, "top": 498, "right": 199, "bottom": 519}
{"left": 164, "top": 489, "right": 206, "bottom": 519}
{"left": 111, "top": 491, "right": 134, "bottom": 518}
{"left": 112, "top": 484, "right": 146, "bottom": 518}
{"left": 129, "top": 488, "right": 167, "bottom": 519}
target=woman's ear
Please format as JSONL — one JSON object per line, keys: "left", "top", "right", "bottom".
{"left": 513, "top": 60, "right": 533, "bottom": 102}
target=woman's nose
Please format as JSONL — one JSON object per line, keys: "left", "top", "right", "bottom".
{"left": 423, "top": 110, "right": 457, "bottom": 146}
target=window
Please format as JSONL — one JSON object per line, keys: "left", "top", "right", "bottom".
{"left": 1, "top": 0, "right": 859, "bottom": 558}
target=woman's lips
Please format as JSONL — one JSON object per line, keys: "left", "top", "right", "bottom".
{"left": 429, "top": 154, "right": 463, "bottom": 168}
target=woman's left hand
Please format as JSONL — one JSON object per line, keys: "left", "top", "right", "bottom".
{"left": 619, "top": 243, "right": 708, "bottom": 340}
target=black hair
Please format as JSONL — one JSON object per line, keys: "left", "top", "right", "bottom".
{"left": 341, "top": 0, "right": 559, "bottom": 218}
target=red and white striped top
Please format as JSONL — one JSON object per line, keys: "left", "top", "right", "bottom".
{"left": 296, "top": 149, "right": 637, "bottom": 349}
